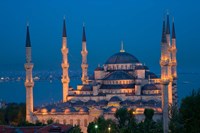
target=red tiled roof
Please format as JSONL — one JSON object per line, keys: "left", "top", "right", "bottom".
{"left": 37, "top": 123, "right": 73, "bottom": 133}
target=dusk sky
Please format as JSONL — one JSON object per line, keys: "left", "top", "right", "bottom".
{"left": 0, "top": 0, "right": 200, "bottom": 73}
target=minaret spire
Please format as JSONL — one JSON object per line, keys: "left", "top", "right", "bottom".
{"left": 120, "top": 41, "right": 125, "bottom": 52}
{"left": 81, "top": 23, "right": 89, "bottom": 84}
{"left": 82, "top": 23, "right": 86, "bottom": 42}
{"left": 26, "top": 24, "right": 31, "bottom": 47}
{"left": 61, "top": 18, "right": 70, "bottom": 102}
{"left": 62, "top": 17, "right": 67, "bottom": 37}
{"left": 172, "top": 17, "right": 176, "bottom": 39}
{"left": 166, "top": 12, "right": 170, "bottom": 35}
{"left": 24, "top": 24, "right": 34, "bottom": 122}
{"left": 161, "top": 19, "right": 167, "bottom": 43}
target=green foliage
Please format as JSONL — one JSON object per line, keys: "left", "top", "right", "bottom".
{"left": 136, "top": 109, "right": 162, "bottom": 133}
{"left": 0, "top": 103, "right": 26, "bottom": 126}
{"left": 87, "top": 108, "right": 163, "bottom": 133}
{"left": 144, "top": 108, "right": 154, "bottom": 121}
{"left": 0, "top": 103, "right": 46, "bottom": 127}
{"left": 69, "top": 125, "right": 82, "bottom": 133}
{"left": 47, "top": 118, "right": 54, "bottom": 125}
{"left": 178, "top": 89, "right": 200, "bottom": 133}
{"left": 115, "top": 108, "right": 137, "bottom": 133}
{"left": 169, "top": 104, "right": 184, "bottom": 133}
{"left": 87, "top": 117, "right": 117, "bottom": 133}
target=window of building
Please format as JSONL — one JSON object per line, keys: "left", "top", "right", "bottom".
{"left": 56, "top": 119, "right": 59, "bottom": 123}
{"left": 42, "top": 119, "right": 45, "bottom": 124}
{"left": 84, "top": 119, "right": 87, "bottom": 127}
{"left": 63, "top": 119, "right": 66, "bottom": 125}
{"left": 77, "top": 119, "right": 81, "bottom": 125}
{"left": 70, "top": 119, "right": 73, "bottom": 125}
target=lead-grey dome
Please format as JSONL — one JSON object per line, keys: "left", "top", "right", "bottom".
{"left": 105, "top": 52, "right": 139, "bottom": 64}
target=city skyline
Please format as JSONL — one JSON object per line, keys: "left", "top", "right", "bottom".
{"left": 0, "top": 0, "right": 200, "bottom": 73}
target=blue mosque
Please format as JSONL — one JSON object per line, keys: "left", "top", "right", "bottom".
{"left": 24, "top": 14, "right": 177, "bottom": 133}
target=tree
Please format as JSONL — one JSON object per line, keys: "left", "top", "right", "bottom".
{"left": 69, "top": 125, "right": 82, "bottom": 133}
{"left": 47, "top": 118, "right": 54, "bottom": 125}
{"left": 179, "top": 89, "right": 200, "bottom": 133}
{"left": 136, "top": 108, "right": 162, "bottom": 133}
{"left": 87, "top": 117, "right": 117, "bottom": 133}
{"left": 169, "top": 104, "right": 184, "bottom": 133}
{"left": 114, "top": 108, "right": 137, "bottom": 133}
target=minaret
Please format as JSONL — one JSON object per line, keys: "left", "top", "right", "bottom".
{"left": 81, "top": 24, "right": 89, "bottom": 84}
{"left": 61, "top": 18, "right": 70, "bottom": 102}
{"left": 160, "top": 18, "right": 169, "bottom": 133}
{"left": 24, "top": 24, "right": 34, "bottom": 122}
{"left": 171, "top": 18, "right": 178, "bottom": 105}
{"left": 166, "top": 13, "right": 173, "bottom": 105}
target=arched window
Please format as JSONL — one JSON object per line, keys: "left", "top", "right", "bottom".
{"left": 77, "top": 119, "right": 81, "bottom": 125}
{"left": 63, "top": 119, "right": 66, "bottom": 125}
{"left": 84, "top": 119, "right": 87, "bottom": 127}
{"left": 56, "top": 119, "right": 59, "bottom": 123}
{"left": 42, "top": 119, "right": 45, "bottom": 124}
{"left": 70, "top": 119, "right": 73, "bottom": 125}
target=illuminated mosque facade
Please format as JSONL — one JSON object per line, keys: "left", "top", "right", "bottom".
{"left": 24, "top": 14, "right": 177, "bottom": 133}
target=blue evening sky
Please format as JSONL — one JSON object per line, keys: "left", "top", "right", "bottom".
{"left": 0, "top": 0, "right": 200, "bottom": 73}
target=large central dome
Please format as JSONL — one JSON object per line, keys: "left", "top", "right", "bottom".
{"left": 105, "top": 52, "right": 139, "bottom": 64}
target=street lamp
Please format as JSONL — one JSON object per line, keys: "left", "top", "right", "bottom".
{"left": 95, "top": 124, "right": 98, "bottom": 133}
{"left": 108, "top": 126, "right": 111, "bottom": 133}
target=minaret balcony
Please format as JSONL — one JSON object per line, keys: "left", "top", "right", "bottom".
{"left": 160, "top": 60, "right": 169, "bottom": 66}
{"left": 24, "top": 63, "right": 34, "bottom": 69}
{"left": 81, "top": 50, "right": 88, "bottom": 55}
{"left": 25, "top": 81, "right": 34, "bottom": 87}
{"left": 81, "top": 64, "right": 88, "bottom": 68}
{"left": 171, "top": 61, "right": 177, "bottom": 66}
{"left": 161, "top": 78, "right": 170, "bottom": 85}
{"left": 62, "top": 63, "right": 69, "bottom": 68}
{"left": 61, "top": 48, "right": 68, "bottom": 54}
{"left": 62, "top": 78, "right": 70, "bottom": 83}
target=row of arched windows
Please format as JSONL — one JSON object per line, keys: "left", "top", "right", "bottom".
{"left": 106, "top": 64, "right": 134, "bottom": 70}
{"left": 104, "top": 80, "right": 134, "bottom": 85}
{"left": 41, "top": 118, "right": 88, "bottom": 127}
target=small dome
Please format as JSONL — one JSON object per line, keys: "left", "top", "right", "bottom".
{"left": 79, "top": 107, "right": 89, "bottom": 112}
{"left": 120, "top": 99, "right": 132, "bottom": 106}
{"left": 98, "top": 100, "right": 108, "bottom": 106}
{"left": 142, "top": 84, "right": 159, "bottom": 90}
{"left": 109, "top": 96, "right": 122, "bottom": 102}
{"left": 104, "top": 71, "right": 134, "bottom": 80}
{"left": 105, "top": 52, "right": 139, "bottom": 64}
{"left": 107, "top": 106, "right": 117, "bottom": 112}
{"left": 41, "top": 108, "right": 48, "bottom": 113}
{"left": 72, "top": 100, "right": 84, "bottom": 107}
{"left": 86, "top": 100, "right": 96, "bottom": 106}
{"left": 50, "top": 108, "right": 56, "bottom": 113}
{"left": 64, "top": 107, "right": 76, "bottom": 113}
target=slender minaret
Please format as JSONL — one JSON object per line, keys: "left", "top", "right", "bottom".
{"left": 166, "top": 13, "right": 173, "bottom": 105}
{"left": 81, "top": 24, "right": 89, "bottom": 84}
{"left": 61, "top": 18, "right": 70, "bottom": 102}
{"left": 160, "top": 18, "right": 169, "bottom": 133}
{"left": 171, "top": 18, "right": 178, "bottom": 105}
{"left": 24, "top": 24, "right": 34, "bottom": 122}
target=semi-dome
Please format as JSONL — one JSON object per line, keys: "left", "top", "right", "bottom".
{"left": 104, "top": 71, "right": 134, "bottom": 80}
{"left": 64, "top": 107, "right": 76, "bottom": 113}
{"left": 105, "top": 52, "right": 139, "bottom": 64}
{"left": 109, "top": 96, "right": 122, "bottom": 102}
